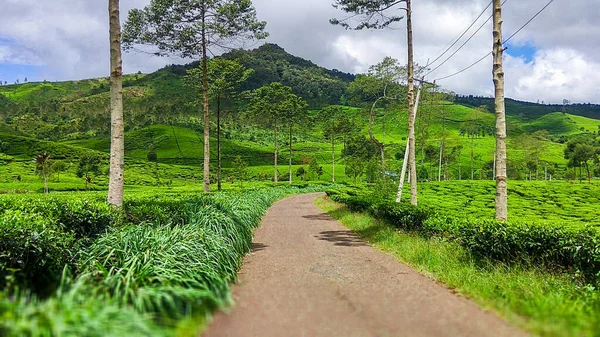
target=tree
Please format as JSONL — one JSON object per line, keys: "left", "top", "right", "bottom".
{"left": 186, "top": 58, "right": 253, "bottom": 190}
{"left": 345, "top": 157, "right": 365, "bottom": 184}
{"left": 319, "top": 106, "right": 348, "bottom": 183}
{"left": 282, "top": 94, "right": 308, "bottom": 185}
{"left": 346, "top": 58, "right": 407, "bottom": 165}
{"left": 461, "top": 109, "right": 493, "bottom": 180}
{"left": 331, "top": 0, "right": 417, "bottom": 205}
{"left": 308, "top": 157, "right": 320, "bottom": 181}
{"left": 123, "top": 0, "right": 268, "bottom": 192}
{"left": 294, "top": 167, "right": 306, "bottom": 181}
{"left": 50, "top": 161, "right": 67, "bottom": 183}
{"left": 493, "top": 0, "right": 508, "bottom": 221}
{"left": 77, "top": 154, "right": 102, "bottom": 191}
{"left": 564, "top": 138, "right": 598, "bottom": 184}
{"left": 513, "top": 130, "right": 548, "bottom": 180}
{"left": 108, "top": 0, "right": 125, "bottom": 207}
{"left": 34, "top": 153, "right": 51, "bottom": 194}
{"left": 246, "top": 83, "right": 300, "bottom": 184}
{"left": 232, "top": 155, "right": 248, "bottom": 188}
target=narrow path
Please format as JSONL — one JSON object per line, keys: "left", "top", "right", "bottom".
{"left": 204, "top": 193, "right": 526, "bottom": 337}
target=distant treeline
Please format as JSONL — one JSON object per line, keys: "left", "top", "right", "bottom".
{"left": 456, "top": 95, "right": 600, "bottom": 120}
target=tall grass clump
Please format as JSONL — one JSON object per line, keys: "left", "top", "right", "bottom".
{"left": 0, "top": 184, "right": 332, "bottom": 336}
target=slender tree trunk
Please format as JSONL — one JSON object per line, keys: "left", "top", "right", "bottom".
{"left": 274, "top": 120, "right": 278, "bottom": 184}
{"left": 586, "top": 162, "right": 591, "bottom": 184}
{"left": 217, "top": 96, "right": 222, "bottom": 191}
{"left": 332, "top": 129, "right": 336, "bottom": 183}
{"left": 201, "top": 9, "right": 211, "bottom": 193}
{"left": 396, "top": 85, "right": 421, "bottom": 203}
{"left": 406, "top": 0, "right": 418, "bottom": 205}
{"left": 108, "top": 0, "right": 124, "bottom": 207}
{"left": 369, "top": 98, "right": 385, "bottom": 167}
{"left": 438, "top": 116, "right": 445, "bottom": 182}
{"left": 493, "top": 0, "right": 508, "bottom": 221}
{"left": 43, "top": 176, "right": 48, "bottom": 194}
{"left": 289, "top": 124, "right": 293, "bottom": 185}
{"left": 471, "top": 137, "right": 475, "bottom": 180}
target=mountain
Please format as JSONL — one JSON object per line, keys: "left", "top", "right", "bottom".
{"left": 0, "top": 44, "right": 354, "bottom": 141}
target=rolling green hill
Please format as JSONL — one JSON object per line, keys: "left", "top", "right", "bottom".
{"left": 1, "top": 44, "right": 600, "bottom": 192}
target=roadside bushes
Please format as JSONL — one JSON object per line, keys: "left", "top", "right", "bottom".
{"left": 327, "top": 188, "right": 600, "bottom": 281}
{"left": 1, "top": 184, "right": 332, "bottom": 336}
{"left": 0, "top": 197, "right": 113, "bottom": 295}
{"left": 0, "top": 211, "right": 75, "bottom": 295}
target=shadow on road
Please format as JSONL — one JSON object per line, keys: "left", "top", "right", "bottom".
{"left": 250, "top": 242, "right": 268, "bottom": 252}
{"left": 302, "top": 213, "right": 335, "bottom": 221}
{"left": 315, "top": 230, "right": 368, "bottom": 247}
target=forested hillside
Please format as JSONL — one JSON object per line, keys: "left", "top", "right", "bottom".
{"left": 1, "top": 43, "right": 599, "bottom": 192}
{"left": 456, "top": 95, "right": 600, "bottom": 120}
{"left": 0, "top": 44, "right": 353, "bottom": 141}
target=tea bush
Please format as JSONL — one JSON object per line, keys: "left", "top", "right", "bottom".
{"left": 327, "top": 187, "right": 600, "bottom": 281}
{"left": 0, "top": 184, "right": 333, "bottom": 336}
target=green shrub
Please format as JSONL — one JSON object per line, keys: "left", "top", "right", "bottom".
{"left": 0, "top": 210, "right": 75, "bottom": 295}
{"left": 331, "top": 186, "right": 600, "bottom": 282}
{"left": 0, "top": 184, "right": 335, "bottom": 336}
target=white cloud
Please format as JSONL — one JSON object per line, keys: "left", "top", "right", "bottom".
{"left": 0, "top": 0, "right": 597, "bottom": 103}
{"left": 506, "top": 49, "right": 600, "bottom": 103}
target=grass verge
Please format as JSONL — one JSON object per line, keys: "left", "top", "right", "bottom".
{"left": 316, "top": 196, "right": 600, "bottom": 337}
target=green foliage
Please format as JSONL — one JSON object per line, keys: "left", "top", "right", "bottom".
{"left": 50, "top": 161, "right": 67, "bottom": 182}
{"left": 330, "top": 0, "right": 405, "bottom": 30}
{"left": 123, "top": 0, "right": 267, "bottom": 59}
{"left": 232, "top": 156, "right": 248, "bottom": 187}
{"left": 76, "top": 154, "right": 102, "bottom": 184}
{"left": 328, "top": 185, "right": 600, "bottom": 282}
{"left": 317, "top": 197, "right": 600, "bottom": 337}
{"left": 147, "top": 150, "right": 158, "bottom": 162}
{"left": 0, "top": 185, "right": 334, "bottom": 336}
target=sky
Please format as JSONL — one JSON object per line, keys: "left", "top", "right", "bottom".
{"left": 0, "top": 0, "right": 598, "bottom": 104}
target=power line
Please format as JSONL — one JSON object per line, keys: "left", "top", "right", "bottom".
{"left": 503, "top": 0, "right": 555, "bottom": 44}
{"left": 427, "top": 1, "right": 493, "bottom": 67}
{"left": 424, "top": 0, "right": 509, "bottom": 79}
{"left": 433, "top": 0, "right": 555, "bottom": 82}
{"left": 434, "top": 52, "right": 492, "bottom": 81}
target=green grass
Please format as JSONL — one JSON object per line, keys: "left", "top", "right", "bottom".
{"left": 316, "top": 196, "right": 600, "bottom": 337}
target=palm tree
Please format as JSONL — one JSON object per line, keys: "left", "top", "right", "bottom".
{"left": 34, "top": 153, "right": 51, "bottom": 194}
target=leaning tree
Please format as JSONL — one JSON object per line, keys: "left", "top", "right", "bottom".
{"left": 123, "top": 0, "right": 268, "bottom": 192}
{"left": 331, "top": 0, "right": 418, "bottom": 205}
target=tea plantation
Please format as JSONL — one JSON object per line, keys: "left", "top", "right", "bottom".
{"left": 0, "top": 184, "right": 331, "bottom": 336}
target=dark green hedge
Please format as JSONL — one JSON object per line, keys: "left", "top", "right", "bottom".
{"left": 327, "top": 189, "right": 600, "bottom": 281}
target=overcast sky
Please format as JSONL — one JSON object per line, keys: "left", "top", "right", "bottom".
{"left": 0, "top": 0, "right": 598, "bottom": 104}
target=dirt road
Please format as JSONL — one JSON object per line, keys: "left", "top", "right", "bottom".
{"left": 203, "top": 193, "right": 526, "bottom": 337}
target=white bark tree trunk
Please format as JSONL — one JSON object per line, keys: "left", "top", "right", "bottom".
{"left": 406, "top": 0, "right": 418, "bottom": 205}
{"left": 493, "top": 0, "right": 508, "bottom": 221}
{"left": 289, "top": 125, "right": 293, "bottom": 185}
{"left": 201, "top": 8, "right": 211, "bottom": 193}
{"left": 108, "top": 0, "right": 125, "bottom": 207}
{"left": 274, "top": 120, "right": 278, "bottom": 184}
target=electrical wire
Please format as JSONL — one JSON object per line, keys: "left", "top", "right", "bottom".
{"left": 427, "top": 0, "right": 493, "bottom": 67}
{"left": 433, "top": 0, "right": 555, "bottom": 82}
{"left": 424, "top": 0, "right": 509, "bottom": 78}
